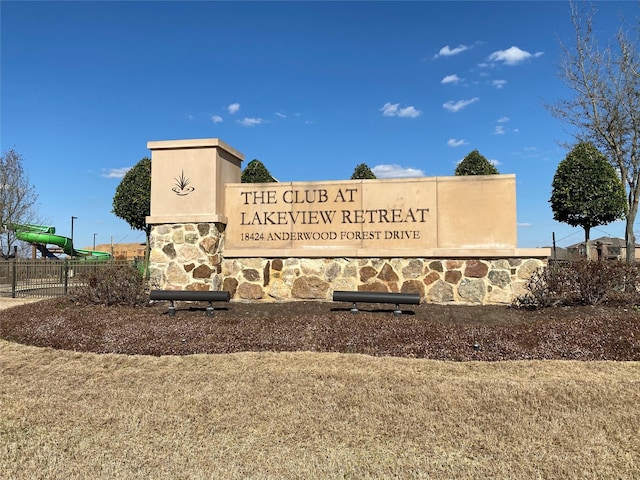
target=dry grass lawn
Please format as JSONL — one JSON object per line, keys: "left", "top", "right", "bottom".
{"left": 2, "top": 339, "right": 639, "bottom": 479}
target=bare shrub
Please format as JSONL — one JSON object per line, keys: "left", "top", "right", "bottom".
{"left": 601, "top": 261, "right": 640, "bottom": 306}
{"left": 74, "top": 264, "right": 147, "bottom": 306}
{"left": 513, "top": 260, "right": 640, "bottom": 309}
{"left": 512, "top": 262, "right": 570, "bottom": 309}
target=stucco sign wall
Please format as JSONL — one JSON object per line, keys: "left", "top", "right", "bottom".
{"left": 224, "top": 175, "right": 518, "bottom": 258}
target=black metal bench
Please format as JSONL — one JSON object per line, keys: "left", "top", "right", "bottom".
{"left": 149, "top": 290, "right": 231, "bottom": 316}
{"left": 332, "top": 290, "right": 421, "bottom": 316}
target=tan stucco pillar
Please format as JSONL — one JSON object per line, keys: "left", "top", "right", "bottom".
{"left": 146, "top": 138, "right": 243, "bottom": 225}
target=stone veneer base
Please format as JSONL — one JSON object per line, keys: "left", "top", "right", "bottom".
{"left": 149, "top": 223, "right": 547, "bottom": 305}
{"left": 221, "top": 257, "right": 545, "bottom": 305}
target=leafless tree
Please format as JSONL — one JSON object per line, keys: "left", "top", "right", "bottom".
{"left": 0, "top": 149, "right": 38, "bottom": 258}
{"left": 548, "top": 2, "right": 640, "bottom": 262}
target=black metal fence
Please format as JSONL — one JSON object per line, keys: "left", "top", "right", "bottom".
{"left": 0, "top": 259, "right": 139, "bottom": 298}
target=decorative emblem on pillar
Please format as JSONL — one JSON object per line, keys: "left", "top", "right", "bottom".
{"left": 172, "top": 170, "right": 195, "bottom": 196}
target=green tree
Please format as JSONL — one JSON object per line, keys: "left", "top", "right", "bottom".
{"left": 112, "top": 157, "right": 151, "bottom": 274}
{"left": 455, "top": 150, "right": 499, "bottom": 176}
{"left": 550, "top": 142, "right": 627, "bottom": 251}
{"left": 0, "top": 148, "right": 38, "bottom": 258}
{"left": 350, "top": 163, "right": 376, "bottom": 179}
{"left": 241, "top": 159, "right": 277, "bottom": 183}
{"left": 547, "top": 2, "right": 640, "bottom": 261}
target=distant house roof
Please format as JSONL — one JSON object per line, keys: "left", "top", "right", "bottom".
{"left": 566, "top": 236, "right": 636, "bottom": 249}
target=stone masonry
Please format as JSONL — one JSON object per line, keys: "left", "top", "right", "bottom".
{"left": 149, "top": 223, "right": 546, "bottom": 305}
{"left": 149, "top": 223, "right": 225, "bottom": 291}
{"left": 221, "top": 256, "right": 545, "bottom": 305}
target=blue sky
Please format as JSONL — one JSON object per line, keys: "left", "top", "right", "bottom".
{"left": 2, "top": 1, "right": 638, "bottom": 251}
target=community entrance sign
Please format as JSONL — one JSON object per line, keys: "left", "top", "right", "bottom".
{"left": 145, "top": 138, "right": 549, "bottom": 304}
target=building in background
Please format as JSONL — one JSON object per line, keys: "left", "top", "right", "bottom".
{"left": 566, "top": 237, "right": 640, "bottom": 261}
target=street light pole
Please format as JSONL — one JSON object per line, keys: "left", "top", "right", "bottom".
{"left": 93, "top": 233, "right": 97, "bottom": 250}
{"left": 71, "top": 216, "right": 77, "bottom": 258}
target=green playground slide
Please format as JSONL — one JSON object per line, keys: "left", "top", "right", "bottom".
{"left": 8, "top": 224, "right": 111, "bottom": 260}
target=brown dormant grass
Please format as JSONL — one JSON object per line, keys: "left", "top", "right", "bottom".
{"left": 1, "top": 340, "right": 639, "bottom": 479}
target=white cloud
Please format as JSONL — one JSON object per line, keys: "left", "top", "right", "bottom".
{"left": 447, "top": 138, "right": 467, "bottom": 147}
{"left": 275, "top": 112, "right": 287, "bottom": 118}
{"left": 380, "top": 102, "right": 421, "bottom": 118}
{"left": 442, "top": 97, "right": 479, "bottom": 113}
{"left": 211, "top": 115, "right": 223, "bottom": 123}
{"left": 517, "top": 222, "right": 533, "bottom": 227}
{"left": 494, "top": 117, "right": 510, "bottom": 135}
{"left": 492, "top": 79, "right": 507, "bottom": 89}
{"left": 381, "top": 103, "right": 399, "bottom": 116}
{"left": 397, "top": 106, "right": 421, "bottom": 118}
{"left": 434, "top": 44, "right": 469, "bottom": 58}
{"left": 238, "top": 117, "right": 263, "bottom": 127}
{"left": 372, "top": 164, "right": 425, "bottom": 178}
{"left": 227, "top": 102, "right": 240, "bottom": 114}
{"left": 101, "top": 167, "right": 130, "bottom": 179}
{"left": 488, "top": 46, "right": 543, "bottom": 66}
{"left": 441, "top": 74, "right": 462, "bottom": 84}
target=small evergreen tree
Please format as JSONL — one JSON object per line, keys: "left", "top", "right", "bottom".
{"left": 455, "top": 150, "right": 499, "bottom": 176}
{"left": 112, "top": 157, "right": 151, "bottom": 275}
{"left": 241, "top": 159, "right": 277, "bottom": 183}
{"left": 350, "top": 163, "right": 376, "bottom": 179}
{"left": 550, "top": 142, "right": 627, "bottom": 250}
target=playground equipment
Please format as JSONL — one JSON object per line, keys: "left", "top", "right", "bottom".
{"left": 5, "top": 224, "right": 111, "bottom": 260}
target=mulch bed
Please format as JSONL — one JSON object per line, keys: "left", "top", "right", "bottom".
{"left": 1, "top": 297, "right": 639, "bottom": 361}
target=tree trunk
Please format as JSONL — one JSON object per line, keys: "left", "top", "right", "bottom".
{"left": 584, "top": 225, "right": 591, "bottom": 260}
{"left": 143, "top": 228, "right": 151, "bottom": 280}
{"left": 625, "top": 197, "right": 637, "bottom": 263}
